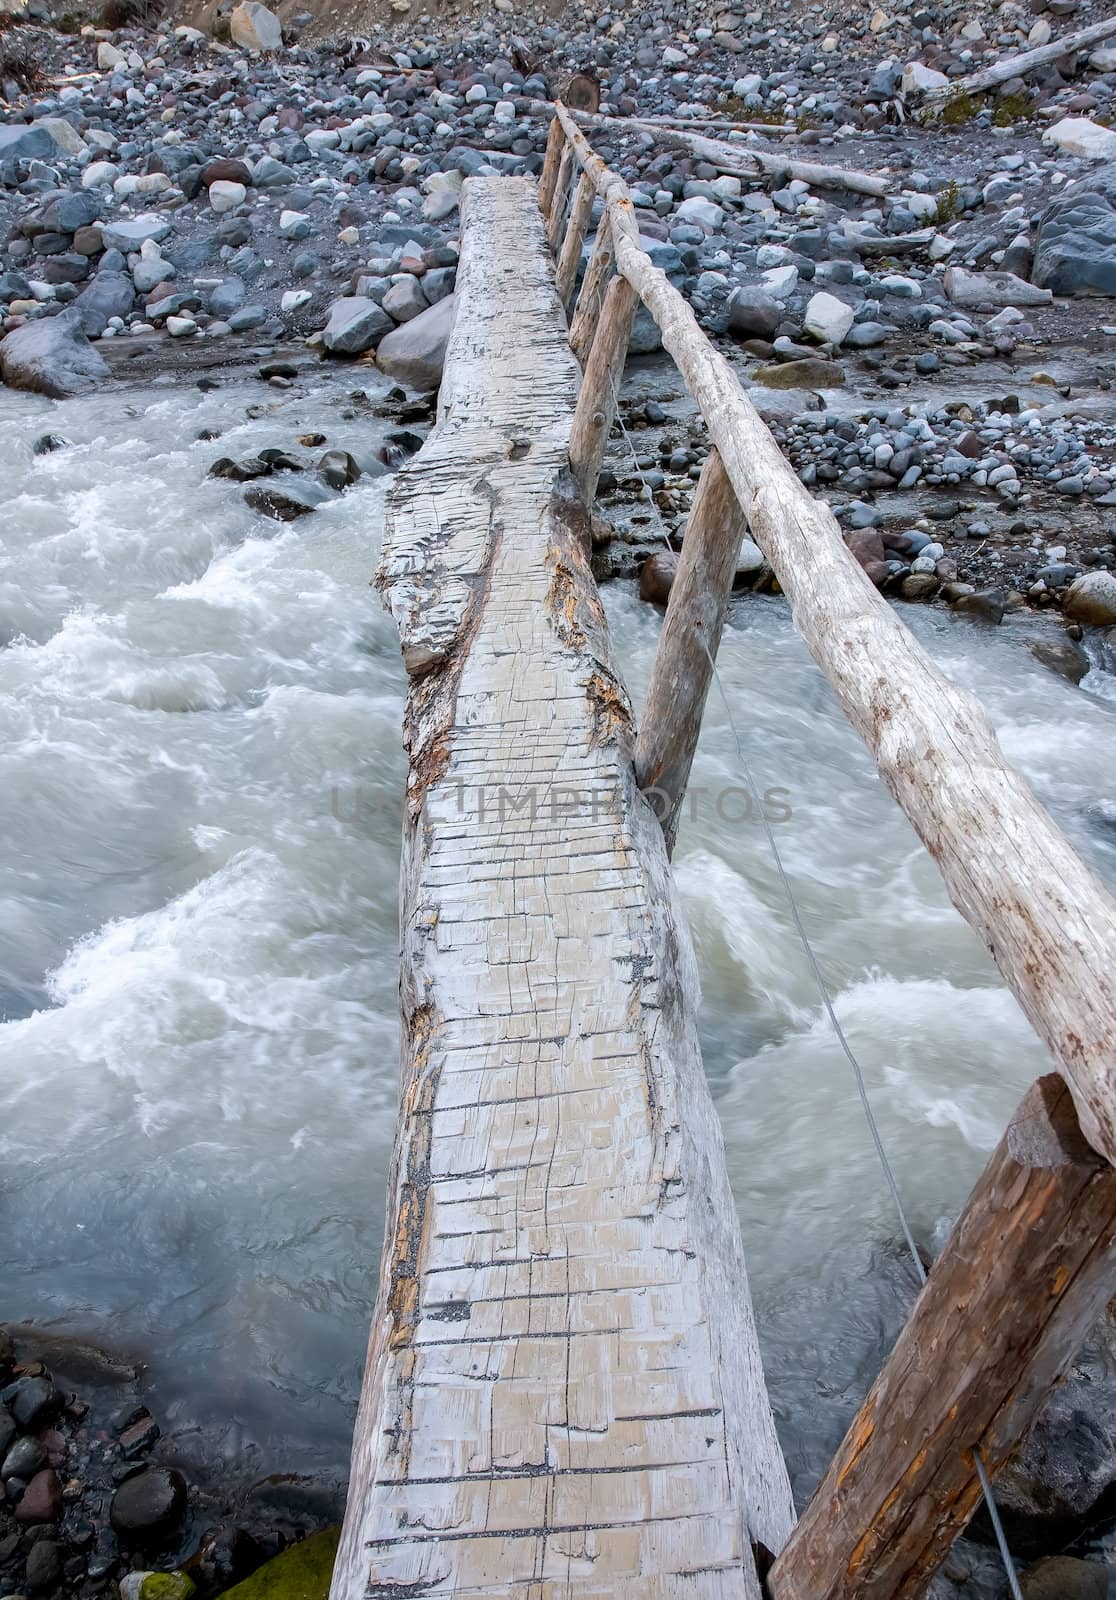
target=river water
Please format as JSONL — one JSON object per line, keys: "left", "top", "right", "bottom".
{"left": 2, "top": 373, "right": 1115, "bottom": 1505}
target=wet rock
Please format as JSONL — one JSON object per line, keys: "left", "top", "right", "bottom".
{"left": 14, "top": 1469, "right": 62, "bottom": 1524}
{"left": 318, "top": 450, "right": 361, "bottom": 490}
{"left": 951, "top": 587, "right": 1005, "bottom": 624}
{"left": 322, "top": 297, "right": 392, "bottom": 356}
{"left": 229, "top": 0, "right": 283, "bottom": 50}
{"left": 119, "top": 1572, "right": 196, "bottom": 1600}
{"left": 217, "top": 1528, "right": 338, "bottom": 1600}
{"left": 1034, "top": 165, "right": 1116, "bottom": 296}
{"left": 244, "top": 481, "right": 333, "bottom": 520}
{"left": 110, "top": 1468, "right": 187, "bottom": 1543}
{"left": 375, "top": 294, "right": 455, "bottom": 391}
{"left": 1019, "top": 1556, "right": 1108, "bottom": 1600}
{"left": 193, "top": 1526, "right": 265, "bottom": 1592}
{"left": 901, "top": 571, "right": 940, "bottom": 600}
{"left": 2, "top": 1436, "right": 47, "bottom": 1480}
{"left": 119, "top": 1416, "right": 160, "bottom": 1459}
{"left": 639, "top": 551, "right": 678, "bottom": 605}
{"left": 3, "top": 1378, "right": 61, "bottom": 1431}
{"left": 1063, "top": 571, "right": 1116, "bottom": 626}
{"left": 1029, "top": 636, "right": 1090, "bottom": 683}
{"left": 24, "top": 1539, "right": 62, "bottom": 1595}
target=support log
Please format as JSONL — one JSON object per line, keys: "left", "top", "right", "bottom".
{"left": 922, "top": 14, "right": 1116, "bottom": 102}
{"left": 554, "top": 103, "right": 1116, "bottom": 1167}
{"left": 331, "top": 173, "right": 794, "bottom": 1600}
{"left": 769, "top": 1074, "right": 1116, "bottom": 1600}
{"left": 555, "top": 169, "right": 596, "bottom": 309}
{"left": 634, "top": 448, "right": 748, "bottom": 856}
{"left": 567, "top": 107, "right": 888, "bottom": 197}
{"left": 568, "top": 215, "right": 614, "bottom": 366}
{"left": 567, "top": 270, "right": 638, "bottom": 504}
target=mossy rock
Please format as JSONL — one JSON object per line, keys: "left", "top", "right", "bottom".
{"left": 218, "top": 1530, "right": 340, "bottom": 1600}
{"left": 120, "top": 1574, "right": 196, "bottom": 1600}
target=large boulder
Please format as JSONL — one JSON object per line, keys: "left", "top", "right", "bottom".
{"left": 1033, "top": 165, "right": 1116, "bottom": 296}
{"left": 322, "top": 297, "right": 393, "bottom": 356}
{"left": 943, "top": 267, "right": 1052, "bottom": 308}
{"left": 727, "top": 286, "right": 781, "bottom": 341}
{"left": 375, "top": 293, "right": 456, "bottom": 390}
{"left": 229, "top": 1, "right": 283, "bottom": 50}
{"left": 0, "top": 124, "right": 55, "bottom": 163}
{"left": 1063, "top": 570, "right": 1116, "bottom": 625}
{"left": 803, "top": 290, "right": 854, "bottom": 345}
{"left": 1042, "top": 117, "right": 1116, "bottom": 162}
{"left": 0, "top": 309, "right": 109, "bottom": 398}
{"left": 73, "top": 270, "right": 134, "bottom": 335}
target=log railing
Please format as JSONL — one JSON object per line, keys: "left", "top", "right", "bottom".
{"left": 539, "top": 104, "right": 1116, "bottom": 1600}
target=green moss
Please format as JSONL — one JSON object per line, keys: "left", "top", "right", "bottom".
{"left": 939, "top": 91, "right": 982, "bottom": 125}
{"left": 992, "top": 91, "right": 1034, "bottom": 126}
{"left": 219, "top": 1530, "right": 340, "bottom": 1600}
{"left": 139, "top": 1576, "right": 196, "bottom": 1600}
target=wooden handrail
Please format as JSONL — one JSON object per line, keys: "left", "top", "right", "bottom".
{"left": 547, "top": 103, "right": 1116, "bottom": 1173}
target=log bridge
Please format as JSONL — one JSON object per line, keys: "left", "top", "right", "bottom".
{"left": 331, "top": 112, "right": 1116, "bottom": 1600}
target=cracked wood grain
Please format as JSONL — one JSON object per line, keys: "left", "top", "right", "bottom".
{"left": 331, "top": 175, "right": 794, "bottom": 1600}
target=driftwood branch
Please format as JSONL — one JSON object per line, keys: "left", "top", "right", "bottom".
{"left": 567, "top": 107, "right": 888, "bottom": 197}
{"left": 923, "top": 13, "right": 1116, "bottom": 103}
{"left": 769, "top": 1075, "right": 1116, "bottom": 1600}
{"left": 555, "top": 103, "right": 1116, "bottom": 1167}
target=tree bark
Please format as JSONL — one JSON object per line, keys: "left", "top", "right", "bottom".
{"left": 568, "top": 216, "right": 615, "bottom": 366}
{"left": 634, "top": 448, "right": 748, "bottom": 856}
{"left": 769, "top": 1075, "right": 1116, "bottom": 1600}
{"left": 567, "top": 270, "right": 638, "bottom": 504}
{"left": 331, "top": 172, "right": 794, "bottom": 1600}
{"left": 555, "top": 168, "right": 597, "bottom": 309}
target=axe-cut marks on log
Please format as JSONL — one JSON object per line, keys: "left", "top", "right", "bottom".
{"left": 331, "top": 176, "right": 793, "bottom": 1600}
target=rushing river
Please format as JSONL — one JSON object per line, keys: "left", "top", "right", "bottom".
{"left": 2, "top": 373, "right": 1115, "bottom": 1506}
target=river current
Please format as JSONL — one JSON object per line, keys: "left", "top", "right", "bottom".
{"left": 2, "top": 372, "right": 1114, "bottom": 1503}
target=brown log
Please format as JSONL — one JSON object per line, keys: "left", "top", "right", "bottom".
{"left": 553, "top": 103, "right": 1116, "bottom": 1168}
{"left": 634, "top": 448, "right": 748, "bottom": 856}
{"left": 769, "top": 1075, "right": 1116, "bottom": 1600}
{"left": 546, "top": 143, "right": 576, "bottom": 252}
{"left": 922, "top": 14, "right": 1116, "bottom": 103}
{"left": 568, "top": 215, "right": 615, "bottom": 365}
{"left": 537, "top": 115, "right": 565, "bottom": 218}
{"left": 555, "top": 168, "right": 596, "bottom": 309}
{"left": 567, "top": 270, "right": 638, "bottom": 503}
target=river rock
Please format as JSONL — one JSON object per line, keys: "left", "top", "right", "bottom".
{"left": 14, "top": 1469, "right": 62, "bottom": 1524}
{"left": 2, "top": 1435, "right": 47, "bottom": 1480}
{"left": 1042, "top": 118, "right": 1116, "bottom": 161}
{"left": 73, "top": 270, "right": 135, "bottom": 336}
{"left": 0, "top": 310, "right": 108, "bottom": 398}
{"left": 803, "top": 291, "right": 854, "bottom": 345}
{"left": 0, "top": 125, "right": 55, "bottom": 163}
{"left": 951, "top": 587, "right": 1005, "bottom": 624}
{"left": 244, "top": 481, "right": 333, "bottom": 519}
{"left": 639, "top": 551, "right": 678, "bottom": 604}
{"left": 318, "top": 450, "right": 362, "bottom": 489}
{"left": 202, "top": 158, "right": 252, "bottom": 188}
{"left": 110, "top": 1467, "right": 187, "bottom": 1542}
{"left": 1063, "top": 571, "right": 1116, "bottom": 625}
{"left": 1033, "top": 165, "right": 1116, "bottom": 296}
{"left": 943, "top": 268, "right": 1052, "bottom": 309}
{"left": 727, "top": 287, "right": 781, "bottom": 340}
{"left": 753, "top": 358, "right": 844, "bottom": 389}
{"left": 322, "top": 296, "right": 392, "bottom": 355}
{"left": 1029, "top": 635, "right": 1090, "bottom": 683}
{"left": 229, "top": 0, "right": 283, "bottom": 50}
{"left": 1020, "top": 1557, "right": 1108, "bottom": 1600}
{"left": 24, "top": 1538, "right": 63, "bottom": 1595}
{"left": 210, "top": 181, "right": 247, "bottom": 214}
{"left": 3, "top": 1376, "right": 60, "bottom": 1429}
{"left": 99, "top": 216, "right": 172, "bottom": 254}
{"left": 901, "top": 60, "right": 949, "bottom": 93}
{"left": 375, "top": 293, "right": 455, "bottom": 389}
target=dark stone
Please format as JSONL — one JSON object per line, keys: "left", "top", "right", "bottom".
{"left": 243, "top": 481, "right": 333, "bottom": 520}
{"left": 639, "top": 550, "right": 678, "bottom": 605}
{"left": 208, "top": 456, "right": 273, "bottom": 482}
{"left": 119, "top": 1416, "right": 160, "bottom": 1459}
{"left": 32, "top": 433, "right": 70, "bottom": 455}
{"left": 951, "top": 587, "right": 1005, "bottom": 624}
{"left": 1033, "top": 163, "right": 1116, "bottom": 296}
{"left": 2, "top": 1436, "right": 47, "bottom": 1480}
{"left": 202, "top": 157, "right": 252, "bottom": 187}
{"left": 109, "top": 1468, "right": 187, "bottom": 1543}
{"left": 318, "top": 449, "right": 361, "bottom": 489}
{"left": 1020, "top": 1556, "right": 1108, "bottom": 1600}
{"left": 24, "top": 1538, "right": 63, "bottom": 1595}
{"left": 726, "top": 286, "right": 781, "bottom": 341}
{"left": 3, "top": 1378, "right": 61, "bottom": 1431}
{"left": 72, "top": 270, "right": 134, "bottom": 336}
{"left": 194, "top": 1526, "right": 266, "bottom": 1591}
{"left": 14, "top": 1470, "right": 62, "bottom": 1525}
{"left": 1029, "top": 636, "right": 1090, "bottom": 683}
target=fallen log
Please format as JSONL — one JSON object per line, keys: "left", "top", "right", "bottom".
{"left": 331, "top": 171, "right": 795, "bottom": 1600}
{"left": 555, "top": 102, "right": 1116, "bottom": 1168}
{"left": 769, "top": 1075, "right": 1116, "bottom": 1600}
{"left": 922, "top": 13, "right": 1116, "bottom": 103}
{"left": 567, "top": 107, "right": 889, "bottom": 197}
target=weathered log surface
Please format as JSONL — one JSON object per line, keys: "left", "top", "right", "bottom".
{"left": 555, "top": 103, "right": 1116, "bottom": 1169}
{"left": 769, "top": 1075, "right": 1116, "bottom": 1600}
{"left": 332, "top": 174, "right": 794, "bottom": 1600}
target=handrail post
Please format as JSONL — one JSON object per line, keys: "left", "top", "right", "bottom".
{"left": 537, "top": 115, "right": 565, "bottom": 218}
{"left": 769, "top": 1074, "right": 1116, "bottom": 1600}
{"left": 634, "top": 447, "right": 748, "bottom": 855}
{"left": 568, "top": 212, "right": 614, "bottom": 365}
{"left": 545, "top": 143, "right": 576, "bottom": 253}
{"left": 555, "top": 169, "right": 596, "bottom": 309}
{"left": 567, "top": 270, "right": 637, "bottom": 504}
